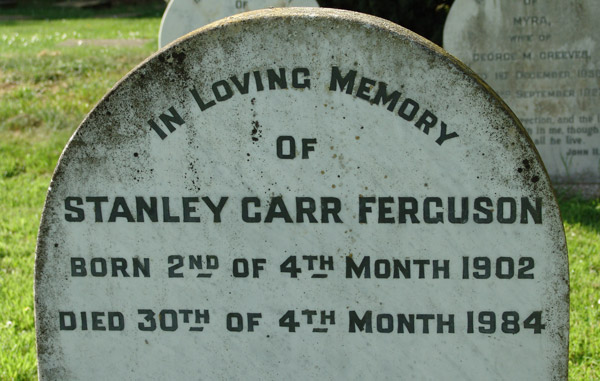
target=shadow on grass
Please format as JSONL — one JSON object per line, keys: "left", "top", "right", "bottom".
{"left": 0, "top": 1, "right": 166, "bottom": 20}
{"left": 2, "top": 0, "right": 455, "bottom": 45}
{"left": 558, "top": 196, "right": 600, "bottom": 233}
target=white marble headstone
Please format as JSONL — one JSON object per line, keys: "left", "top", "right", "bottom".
{"left": 158, "top": 0, "right": 319, "bottom": 48}
{"left": 444, "top": 0, "right": 600, "bottom": 194}
{"left": 36, "top": 8, "right": 568, "bottom": 380}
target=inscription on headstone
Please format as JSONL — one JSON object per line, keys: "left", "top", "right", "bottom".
{"left": 36, "top": 8, "right": 568, "bottom": 380}
{"left": 444, "top": 0, "right": 600, "bottom": 194}
{"left": 158, "top": 0, "right": 319, "bottom": 48}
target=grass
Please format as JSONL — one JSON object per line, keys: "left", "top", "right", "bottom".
{"left": 562, "top": 197, "right": 600, "bottom": 379}
{"left": 0, "top": 4, "right": 599, "bottom": 380}
{"left": 0, "top": 5, "right": 163, "bottom": 379}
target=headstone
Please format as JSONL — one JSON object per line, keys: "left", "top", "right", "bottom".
{"left": 443, "top": 0, "right": 600, "bottom": 196}
{"left": 158, "top": 0, "right": 319, "bottom": 48}
{"left": 35, "top": 8, "right": 569, "bottom": 380}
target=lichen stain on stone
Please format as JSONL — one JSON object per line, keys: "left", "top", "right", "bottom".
{"left": 251, "top": 120, "right": 262, "bottom": 143}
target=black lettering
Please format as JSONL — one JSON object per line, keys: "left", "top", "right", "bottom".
{"left": 65, "top": 197, "right": 84, "bottom": 222}
{"left": 264, "top": 197, "right": 293, "bottom": 223}
{"left": 162, "top": 197, "right": 180, "bottom": 222}
{"left": 136, "top": 197, "right": 158, "bottom": 222}
{"left": 190, "top": 87, "right": 216, "bottom": 111}
{"left": 356, "top": 76, "right": 376, "bottom": 101}
{"left": 148, "top": 106, "right": 185, "bottom": 139}
{"left": 267, "top": 68, "right": 287, "bottom": 90}
{"left": 433, "top": 260, "right": 450, "bottom": 279}
{"left": 59, "top": 311, "right": 76, "bottom": 330}
{"left": 253, "top": 71, "right": 264, "bottom": 92}
{"left": 160, "top": 310, "right": 178, "bottom": 331}
{"left": 437, "top": 314, "right": 454, "bottom": 333}
{"left": 301, "top": 138, "right": 317, "bottom": 159}
{"left": 413, "top": 259, "right": 430, "bottom": 279}
{"left": 277, "top": 136, "right": 296, "bottom": 159}
{"left": 329, "top": 66, "right": 356, "bottom": 94}
{"left": 86, "top": 196, "right": 108, "bottom": 222}
{"left": 71, "top": 258, "right": 87, "bottom": 277}
{"left": 415, "top": 109, "right": 437, "bottom": 135}
{"left": 436, "top": 122, "right": 459, "bottom": 146}
{"left": 133, "top": 258, "right": 150, "bottom": 277}
{"left": 346, "top": 256, "right": 370, "bottom": 278}
{"left": 212, "top": 80, "right": 234, "bottom": 101}
{"left": 417, "top": 314, "right": 435, "bottom": 333}
{"left": 423, "top": 197, "right": 443, "bottom": 223}
{"left": 80, "top": 311, "right": 87, "bottom": 330}
{"left": 448, "top": 197, "right": 468, "bottom": 224}
{"left": 242, "top": 197, "right": 261, "bottom": 222}
{"left": 321, "top": 197, "right": 343, "bottom": 223}
{"left": 230, "top": 72, "right": 251, "bottom": 94}
{"left": 226, "top": 313, "right": 244, "bottom": 332}
{"left": 349, "top": 310, "right": 372, "bottom": 333}
{"left": 91, "top": 258, "right": 107, "bottom": 276}
{"left": 358, "top": 197, "right": 376, "bottom": 223}
{"left": 292, "top": 68, "right": 310, "bottom": 89}
{"left": 393, "top": 259, "right": 411, "bottom": 278}
{"left": 108, "top": 312, "right": 125, "bottom": 331}
{"left": 473, "top": 197, "right": 493, "bottom": 223}
{"left": 92, "top": 312, "right": 106, "bottom": 331}
{"left": 374, "top": 259, "right": 390, "bottom": 278}
{"left": 377, "top": 314, "right": 394, "bottom": 333}
{"left": 496, "top": 257, "right": 514, "bottom": 279}
{"left": 203, "top": 196, "right": 228, "bottom": 222}
{"left": 398, "top": 98, "right": 419, "bottom": 121}
{"left": 168, "top": 255, "right": 184, "bottom": 278}
{"left": 182, "top": 197, "right": 200, "bottom": 222}
{"left": 108, "top": 197, "right": 135, "bottom": 222}
{"left": 498, "top": 197, "right": 517, "bottom": 223}
{"left": 518, "top": 257, "right": 535, "bottom": 279}
{"left": 378, "top": 197, "right": 395, "bottom": 223}
{"left": 296, "top": 197, "right": 317, "bottom": 223}
{"left": 398, "top": 197, "right": 420, "bottom": 223}
{"left": 373, "top": 82, "right": 401, "bottom": 111}
{"left": 398, "top": 314, "right": 414, "bottom": 333}
{"left": 111, "top": 258, "right": 129, "bottom": 277}
{"left": 521, "top": 197, "right": 542, "bottom": 224}
{"left": 233, "top": 258, "right": 249, "bottom": 277}
{"left": 138, "top": 309, "right": 156, "bottom": 331}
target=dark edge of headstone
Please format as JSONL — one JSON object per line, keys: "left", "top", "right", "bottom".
{"left": 34, "top": 8, "right": 569, "bottom": 379}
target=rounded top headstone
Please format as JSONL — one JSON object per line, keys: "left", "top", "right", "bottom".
{"left": 36, "top": 8, "right": 568, "bottom": 380}
{"left": 158, "top": 0, "right": 320, "bottom": 48}
{"left": 444, "top": 0, "right": 600, "bottom": 193}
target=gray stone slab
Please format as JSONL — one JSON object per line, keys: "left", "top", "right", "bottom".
{"left": 444, "top": 0, "right": 600, "bottom": 195}
{"left": 158, "top": 0, "right": 319, "bottom": 48}
{"left": 36, "top": 8, "right": 568, "bottom": 380}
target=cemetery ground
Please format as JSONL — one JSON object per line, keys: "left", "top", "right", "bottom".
{"left": 0, "top": 5, "right": 598, "bottom": 380}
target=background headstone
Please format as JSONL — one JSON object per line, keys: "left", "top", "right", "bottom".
{"left": 158, "top": 0, "right": 319, "bottom": 48}
{"left": 36, "top": 8, "right": 568, "bottom": 379}
{"left": 444, "top": 0, "right": 600, "bottom": 196}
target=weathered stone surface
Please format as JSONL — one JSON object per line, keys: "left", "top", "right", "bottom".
{"left": 444, "top": 0, "right": 600, "bottom": 194}
{"left": 36, "top": 8, "right": 568, "bottom": 380}
{"left": 158, "top": 0, "right": 319, "bottom": 48}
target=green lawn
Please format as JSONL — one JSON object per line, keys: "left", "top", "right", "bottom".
{"left": 0, "top": 5, "right": 599, "bottom": 380}
{"left": 1, "top": 6, "right": 163, "bottom": 379}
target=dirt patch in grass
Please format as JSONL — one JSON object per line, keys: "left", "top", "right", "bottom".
{"left": 58, "top": 38, "right": 151, "bottom": 47}
{"left": 0, "top": 81, "right": 18, "bottom": 96}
